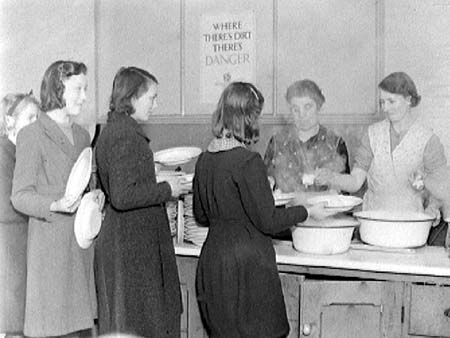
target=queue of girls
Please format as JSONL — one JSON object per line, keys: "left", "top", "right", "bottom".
{"left": 0, "top": 60, "right": 448, "bottom": 338}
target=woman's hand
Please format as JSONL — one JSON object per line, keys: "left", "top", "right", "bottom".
{"left": 288, "top": 191, "right": 309, "bottom": 206}
{"left": 90, "top": 189, "right": 105, "bottom": 211}
{"left": 165, "top": 176, "right": 192, "bottom": 198}
{"left": 315, "top": 168, "right": 336, "bottom": 186}
{"left": 306, "top": 202, "right": 338, "bottom": 220}
{"left": 409, "top": 170, "right": 425, "bottom": 191}
{"left": 267, "top": 176, "right": 276, "bottom": 191}
{"left": 425, "top": 199, "right": 442, "bottom": 227}
{"left": 50, "top": 195, "right": 81, "bottom": 214}
{"left": 154, "top": 163, "right": 162, "bottom": 175}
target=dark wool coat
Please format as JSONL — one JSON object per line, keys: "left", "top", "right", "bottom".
{"left": 95, "top": 112, "right": 182, "bottom": 337}
{"left": 193, "top": 147, "right": 308, "bottom": 338}
{"left": 11, "top": 114, "right": 96, "bottom": 337}
{"left": 0, "top": 136, "right": 27, "bottom": 333}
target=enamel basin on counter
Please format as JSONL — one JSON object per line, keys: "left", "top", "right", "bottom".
{"left": 354, "top": 210, "right": 434, "bottom": 248}
{"left": 291, "top": 215, "right": 360, "bottom": 255}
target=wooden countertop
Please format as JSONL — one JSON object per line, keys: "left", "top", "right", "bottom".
{"left": 175, "top": 240, "right": 450, "bottom": 278}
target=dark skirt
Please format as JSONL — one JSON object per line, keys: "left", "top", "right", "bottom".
{"left": 0, "top": 222, "right": 27, "bottom": 333}
{"left": 196, "top": 223, "right": 289, "bottom": 338}
{"left": 95, "top": 206, "right": 182, "bottom": 338}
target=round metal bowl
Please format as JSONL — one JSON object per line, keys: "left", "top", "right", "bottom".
{"left": 291, "top": 216, "right": 359, "bottom": 255}
{"left": 354, "top": 210, "right": 434, "bottom": 248}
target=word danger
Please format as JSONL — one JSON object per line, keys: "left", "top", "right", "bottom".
{"left": 205, "top": 53, "right": 250, "bottom": 66}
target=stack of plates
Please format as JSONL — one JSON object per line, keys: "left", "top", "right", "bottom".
{"left": 166, "top": 200, "right": 178, "bottom": 237}
{"left": 183, "top": 194, "right": 208, "bottom": 246}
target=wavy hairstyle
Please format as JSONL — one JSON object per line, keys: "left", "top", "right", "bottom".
{"left": 0, "top": 92, "right": 39, "bottom": 136}
{"left": 40, "top": 60, "right": 87, "bottom": 113}
{"left": 212, "top": 82, "right": 264, "bottom": 145}
{"left": 108, "top": 66, "right": 158, "bottom": 119}
{"left": 378, "top": 72, "right": 421, "bottom": 107}
{"left": 285, "top": 79, "right": 325, "bottom": 109}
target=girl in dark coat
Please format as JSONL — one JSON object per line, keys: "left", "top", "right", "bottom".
{"left": 95, "top": 67, "right": 191, "bottom": 337}
{"left": 193, "top": 82, "right": 335, "bottom": 338}
{"left": 0, "top": 92, "right": 39, "bottom": 337}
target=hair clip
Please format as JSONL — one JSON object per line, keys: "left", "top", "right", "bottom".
{"left": 248, "top": 85, "right": 259, "bottom": 101}
{"left": 7, "top": 94, "right": 27, "bottom": 116}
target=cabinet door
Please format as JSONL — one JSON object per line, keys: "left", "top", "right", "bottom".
{"left": 405, "top": 283, "right": 450, "bottom": 338}
{"left": 300, "top": 280, "right": 403, "bottom": 338}
{"left": 176, "top": 256, "right": 209, "bottom": 338}
{"left": 280, "top": 273, "right": 305, "bottom": 338}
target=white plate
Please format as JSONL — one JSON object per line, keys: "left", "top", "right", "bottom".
{"left": 308, "top": 195, "right": 362, "bottom": 212}
{"left": 273, "top": 192, "right": 296, "bottom": 206}
{"left": 154, "top": 146, "right": 202, "bottom": 166}
{"left": 65, "top": 148, "right": 92, "bottom": 202}
{"left": 74, "top": 192, "right": 102, "bottom": 249}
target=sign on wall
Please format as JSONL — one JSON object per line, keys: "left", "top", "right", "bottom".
{"left": 200, "top": 11, "right": 256, "bottom": 104}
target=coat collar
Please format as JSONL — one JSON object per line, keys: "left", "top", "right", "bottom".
{"left": 207, "top": 137, "right": 246, "bottom": 152}
{"left": 37, "top": 113, "right": 84, "bottom": 161}
{"left": 108, "top": 111, "right": 150, "bottom": 143}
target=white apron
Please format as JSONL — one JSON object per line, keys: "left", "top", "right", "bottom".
{"left": 364, "top": 119, "right": 432, "bottom": 212}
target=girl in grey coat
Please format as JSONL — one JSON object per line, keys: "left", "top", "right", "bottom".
{"left": 12, "top": 61, "right": 102, "bottom": 338}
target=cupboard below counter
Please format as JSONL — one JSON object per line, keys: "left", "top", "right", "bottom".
{"left": 175, "top": 241, "right": 450, "bottom": 338}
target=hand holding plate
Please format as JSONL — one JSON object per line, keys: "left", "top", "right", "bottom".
{"left": 314, "top": 167, "right": 336, "bottom": 186}
{"left": 89, "top": 189, "right": 105, "bottom": 211}
{"left": 165, "top": 176, "right": 192, "bottom": 198}
{"left": 50, "top": 195, "right": 82, "bottom": 214}
{"left": 305, "top": 202, "right": 339, "bottom": 221}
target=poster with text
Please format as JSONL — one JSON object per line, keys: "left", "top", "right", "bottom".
{"left": 200, "top": 11, "right": 256, "bottom": 104}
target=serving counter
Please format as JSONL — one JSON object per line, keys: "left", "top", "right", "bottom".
{"left": 175, "top": 241, "right": 450, "bottom": 338}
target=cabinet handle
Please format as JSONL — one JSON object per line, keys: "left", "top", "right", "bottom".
{"left": 444, "top": 308, "right": 450, "bottom": 317}
{"left": 302, "top": 323, "right": 312, "bottom": 336}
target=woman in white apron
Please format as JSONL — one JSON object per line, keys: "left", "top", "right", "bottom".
{"left": 315, "top": 72, "right": 447, "bottom": 217}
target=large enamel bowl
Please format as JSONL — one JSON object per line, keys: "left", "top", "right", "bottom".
{"left": 354, "top": 210, "right": 434, "bottom": 248}
{"left": 291, "top": 215, "right": 360, "bottom": 255}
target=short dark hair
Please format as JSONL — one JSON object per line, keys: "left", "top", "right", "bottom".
{"left": 211, "top": 82, "right": 264, "bottom": 145}
{"left": 108, "top": 66, "right": 158, "bottom": 117}
{"left": 40, "top": 60, "right": 87, "bottom": 112}
{"left": 285, "top": 79, "right": 325, "bottom": 108}
{"left": 378, "top": 72, "right": 421, "bottom": 107}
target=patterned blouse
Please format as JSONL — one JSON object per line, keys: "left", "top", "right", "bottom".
{"left": 264, "top": 125, "right": 350, "bottom": 192}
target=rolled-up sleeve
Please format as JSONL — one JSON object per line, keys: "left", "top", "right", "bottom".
{"left": 353, "top": 131, "right": 373, "bottom": 172}
{"left": 424, "top": 135, "right": 447, "bottom": 174}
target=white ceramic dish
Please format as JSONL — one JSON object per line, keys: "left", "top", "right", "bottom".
{"left": 154, "top": 146, "right": 202, "bottom": 166}
{"left": 65, "top": 148, "right": 92, "bottom": 203}
{"left": 354, "top": 210, "right": 434, "bottom": 248}
{"left": 74, "top": 191, "right": 102, "bottom": 249}
{"left": 273, "top": 192, "right": 296, "bottom": 206}
{"left": 308, "top": 195, "right": 363, "bottom": 212}
{"left": 291, "top": 215, "right": 359, "bottom": 255}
